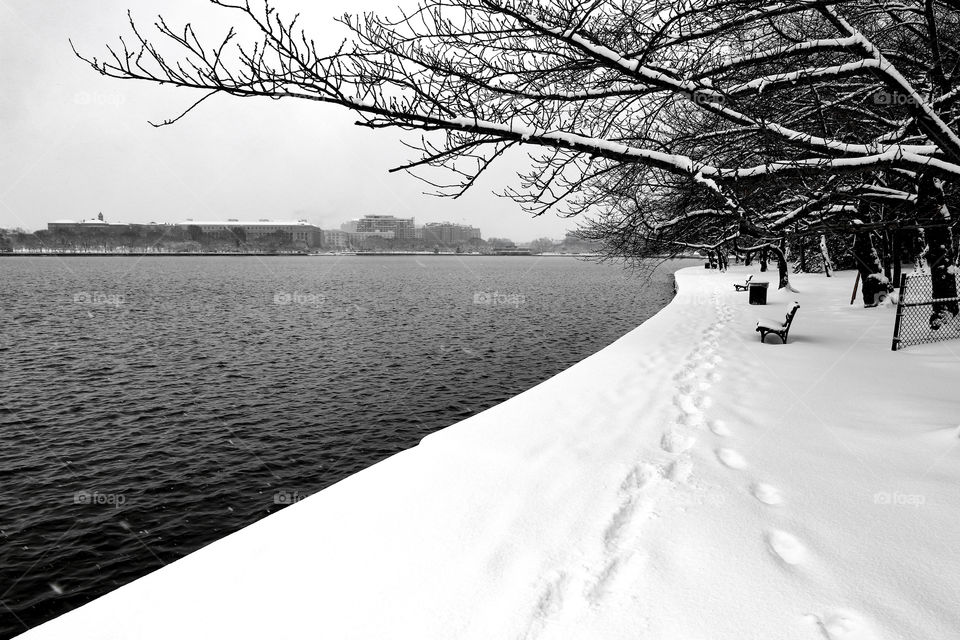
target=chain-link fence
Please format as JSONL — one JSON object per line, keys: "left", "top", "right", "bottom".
{"left": 891, "top": 272, "right": 960, "bottom": 350}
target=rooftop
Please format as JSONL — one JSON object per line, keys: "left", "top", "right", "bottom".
{"left": 177, "top": 220, "right": 315, "bottom": 227}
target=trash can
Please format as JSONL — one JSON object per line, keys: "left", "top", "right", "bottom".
{"left": 748, "top": 281, "right": 769, "bottom": 305}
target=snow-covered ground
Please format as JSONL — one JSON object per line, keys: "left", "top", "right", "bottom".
{"left": 19, "top": 267, "right": 960, "bottom": 640}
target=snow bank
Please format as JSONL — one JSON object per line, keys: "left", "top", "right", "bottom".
{"left": 19, "top": 268, "right": 960, "bottom": 640}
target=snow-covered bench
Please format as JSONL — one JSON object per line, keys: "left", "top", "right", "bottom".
{"left": 756, "top": 302, "right": 800, "bottom": 343}
{"left": 733, "top": 274, "right": 753, "bottom": 291}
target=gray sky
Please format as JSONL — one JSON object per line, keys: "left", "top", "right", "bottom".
{"left": 0, "top": 0, "right": 575, "bottom": 241}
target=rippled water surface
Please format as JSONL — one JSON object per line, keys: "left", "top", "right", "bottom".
{"left": 0, "top": 255, "right": 690, "bottom": 637}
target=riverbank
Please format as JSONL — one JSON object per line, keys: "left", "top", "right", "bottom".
{"left": 0, "top": 251, "right": 607, "bottom": 257}
{"left": 18, "top": 267, "right": 960, "bottom": 639}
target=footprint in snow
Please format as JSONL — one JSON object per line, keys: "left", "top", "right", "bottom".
{"left": 586, "top": 551, "right": 647, "bottom": 605}
{"left": 807, "top": 609, "right": 880, "bottom": 639}
{"left": 716, "top": 448, "right": 747, "bottom": 469}
{"left": 676, "top": 412, "right": 705, "bottom": 429}
{"left": 674, "top": 394, "right": 702, "bottom": 416}
{"left": 603, "top": 494, "right": 646, "bottom": 549}
{"left": 620, "top": 463, "right": 660, "bottom": 492}
{"left": 674, "top": 363, "right": 697, "bottom": 380}
{"left": 766, "top": 529, "right": 807, "bottom": 566}
{"left": 667, "top": 457, "right": 693, "bottom": 483}
{"left": 708, "top": 419, "right": 731, "bottom": 437}
{"left": 661, "top": 430, "right": 696, "bottom": 454}
{"left": 752, "top": 482, "right": 782, "bottom": 505}
{"left": 675, "top": 381, "right": 695, "bottom": 395}
{"left": 523, "top": 571, "right": 569, "bottom": 639}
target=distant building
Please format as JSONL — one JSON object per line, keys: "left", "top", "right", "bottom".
{"left": 355, "top": 215, "right": 416, "bottom": 240}
{"left": 48, "top": 218, "right": 133, "bottom": 233}
{"left": 340, "top": 220, "right": 359, "bottom": 233}
{"left": 322, "top": 229, "right": 349, "bottom": 249}
{"left": 177, "top": 219, "right": 323, "bottom": 248}
{"left": 422, "top": 222, "right": 482, "bottom": 246}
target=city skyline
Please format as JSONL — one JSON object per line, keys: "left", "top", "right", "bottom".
{"left": 0, "top": 1, "right": 580, "bottom": 243}
{"left": 37, "top": 212, "right": 508, "bottom": 240}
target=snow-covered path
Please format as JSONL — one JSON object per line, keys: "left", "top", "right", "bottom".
{"left": 18, "top": 268, "right": 960, "bottom": 640}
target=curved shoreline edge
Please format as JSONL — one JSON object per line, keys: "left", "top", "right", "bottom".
{"left": 18, "top": 266, "right": 960, "bottom": 640}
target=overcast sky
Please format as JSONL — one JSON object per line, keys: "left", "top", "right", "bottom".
{"left": 0, "top": 0, "right": 576, "bottom": 241}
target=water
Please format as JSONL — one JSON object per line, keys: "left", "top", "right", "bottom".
{"left": 0, "top": 255, "right": 689, "bottom": 637}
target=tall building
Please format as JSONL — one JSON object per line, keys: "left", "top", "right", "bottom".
{"left": 355, "top": 215, "right": 416, "bottom": 240}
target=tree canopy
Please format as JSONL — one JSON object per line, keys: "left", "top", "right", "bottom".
{"left": 78, "top": 0, "right": 960, "bottom": 310}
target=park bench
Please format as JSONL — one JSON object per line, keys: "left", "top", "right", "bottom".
{"left": 733, "top": 274, "right": 754, "bottom": 291}
{"left": 756, "top": 302, "right": 800, "bottom": 343}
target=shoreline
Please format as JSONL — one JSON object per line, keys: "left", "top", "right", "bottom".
{"left": 0, "top": 252, "right": 608, "bottom": 258}
{"left": 17, "top": 266, "right": 960, "bottom": 639}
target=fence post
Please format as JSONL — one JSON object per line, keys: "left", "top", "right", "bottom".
{"left": 891, "top": 273, "right": 908, "bottom": 351}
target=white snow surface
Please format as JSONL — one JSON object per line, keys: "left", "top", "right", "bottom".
{"left": 19, "top": 267, "right": 960, "bottom": 640}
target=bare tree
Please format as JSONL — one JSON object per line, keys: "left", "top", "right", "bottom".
{"left": 77, "top": 0, "right": 960, "bottom": 308}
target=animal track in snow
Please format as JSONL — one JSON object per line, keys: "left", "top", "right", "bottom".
{"left": 716, "top": 448, "right": 747, "bottom": 469}
{"left": 752, "top": 483, "right": 783, "bottom": 505}
{"left": 766, "top": 529, "right": 807, "bottom": 565}
{"left": 708, "top": 419, "right": 730, "bottom": 436}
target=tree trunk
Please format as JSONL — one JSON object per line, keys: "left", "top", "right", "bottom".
{"left": 759, "top": 248, "right": 768, "bottom": 272}
{"left": 768, "top": 245, "right": 790, "bottom": 289}
{"left": 891, "top": 230, "right": 901, "bottom": 287}
{"left": 716, "top": 248, "right": 728, "bottom": 271}
{"left": 852, "top": 229, "right": 888, "bottom": 307}
{"left": 881, "top": 230, "right": 893, "bottom": 282}
{"left": 744, "top": 250, "right": 753, "bottom": 266}
{"left": 819, "top": 234, "right": 833, "bottom": 277}
{"left": 917, "top": 174, "right": 959, "bottom": 327}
